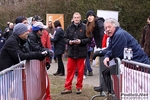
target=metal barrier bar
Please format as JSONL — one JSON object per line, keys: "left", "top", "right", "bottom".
{"left": 0, "top": 64, "right": 24, "bottom": 100}
{"left": 0, "top": 61, "right": 25, "bottom": 75}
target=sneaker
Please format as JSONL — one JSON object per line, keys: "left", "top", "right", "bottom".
{"left": 76, "top": 88, "right": 82, "bottom": 94}
{"left": 61, "top": 89, "right": 72, "bottom": 94}
{"left": 88, "top": 71, "right": 93, "bottom": 76}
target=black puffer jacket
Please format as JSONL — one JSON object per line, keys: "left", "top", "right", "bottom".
{"left": 0, "top": 34, "right": 45, "bottom": 71}
{"left": 92, "top": 17, "right": 105, "bottom": 48}
{"left": 51, "top": 28, "right": 66, "bottom": 55}
{"left": 27, "top": 31, "right": 47, "bottom": 52}
{"left": 64, "top": 21, "right": 91, "bottom": 58}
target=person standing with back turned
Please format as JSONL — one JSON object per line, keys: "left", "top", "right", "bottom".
{"left": 50, "top": 20, "right": 66, "bottom": 76}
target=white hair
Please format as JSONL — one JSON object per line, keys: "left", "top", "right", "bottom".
{"left": 104, "top": 18, "right": 120, "bottom": 27}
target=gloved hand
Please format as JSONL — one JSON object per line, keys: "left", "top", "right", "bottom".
{"left": 36, "top": 52, "right": 47, "bottom": 61}
{"left": 47, "top": 50, "right": 53, "bottom": 58}
{"left": 46, "top": 62, "right": 51, "bottom": 70}
{"left": 92, "top": 50, "right": 104, "bottom": 60}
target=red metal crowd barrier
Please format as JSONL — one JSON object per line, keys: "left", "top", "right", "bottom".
{"left": 91, "top": 58, "right": 150, "bottom": 100}
{"left": 0, "top": 60, "right": 46, "bottom": 100}
{"left": 119, "top": 59, "right": 150, "bottom": 100}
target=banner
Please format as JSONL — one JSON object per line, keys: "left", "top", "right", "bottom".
{"left": 97, "top": 10, "right": 119, "bottom": 21}
{"left": 46, "top": 14, "right": 64, "bottom": 30}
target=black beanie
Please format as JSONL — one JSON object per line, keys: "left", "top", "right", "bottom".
{"left": 86, "top": 10, "right": 96, "bottom": 19}
{"left": 15, "top": 16, "right": 27, "bottom": 24}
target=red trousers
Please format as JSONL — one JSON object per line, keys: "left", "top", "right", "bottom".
{"left": 44, "top": 73, "right": 51, "bottom": 100}
{"left": 64, "top": 58, "right": 85, "bottom": 90}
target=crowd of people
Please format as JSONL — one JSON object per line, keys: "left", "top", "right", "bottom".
{"left": 0, "top": 10, "right": 150, "bottom": 100}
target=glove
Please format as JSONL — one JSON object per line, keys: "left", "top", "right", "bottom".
{"left": 46, "top": 62, "right": 51, "bottom": 70}
{"left": 47, "top": 50, "right": 54, "bottom": 58}
{"left": 92, "top": 50, "right": 104, "bottom": 60}
{"left": 36, "top": 52, "right": 46, "bottom": 61}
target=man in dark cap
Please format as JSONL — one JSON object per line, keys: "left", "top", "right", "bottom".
{"left": 32, "top": 15, "right": 43, "bottom": 22}
{"left": 15, "top": 16, "right": 28, "bottom": 25}
{"left": 0, "top": 23, "right": 47, "bottom": 71}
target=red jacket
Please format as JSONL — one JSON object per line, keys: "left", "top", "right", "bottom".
{"left": 41, "top": 30, "right": 51, "bottom": 63}
{"left": 102, "top": 33, "right": 108, "bottom": 48}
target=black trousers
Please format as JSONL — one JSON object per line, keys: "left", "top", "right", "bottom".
{"left": 102, "top": 68, "right": 112, "bottom": 93}
{"left": 56, "top": 54, "right": 65, "bottom": 74}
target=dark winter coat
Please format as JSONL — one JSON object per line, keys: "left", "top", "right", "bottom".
{"left": 3, "top": 28, "right": 13, "bottom": 40}
{"left": 104, "top": 27, "right": 149, "bottom": 64}
{"left": 27, "top": 31, "right": 47, "bottom": 52}
{"left": 140, "top": 24, "right": 150, "bottom": 57}
{"left": 92, "top": 17, "right": 105, "bottom": 48}
{"left": 64, "top": 21, "right": 91, "bottom": 58}
{"left": 0, "top": 35, "right": 5, "bottom": 52}
{"left": 51, "top": 27, "right": 65, "bottom": 55}
{"left": 0, "top": 34, "right": 45, "bottom": 71}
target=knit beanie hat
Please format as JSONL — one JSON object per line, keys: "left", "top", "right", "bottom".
{"left": 13, "top": 23, "right": 28, "bottom": 35}
{"left": 86, "top": 10, "right": 96, "bottom": 19}
{"left": 15, "top": 16, "right": 27, "bottom": 24}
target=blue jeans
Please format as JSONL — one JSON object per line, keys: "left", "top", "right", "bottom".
{"left": 85, "top": 53, "right": 92, "bottom": 72}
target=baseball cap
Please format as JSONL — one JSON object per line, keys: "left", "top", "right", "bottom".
{"left": 32, "top": 22, "right": 47, "bottom": 31}
{"left": 32, "top": 15, "right": 43, "bottom": 22}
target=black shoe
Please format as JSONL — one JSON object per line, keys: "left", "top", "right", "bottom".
{"left": 46, "top": 62, "right": 51, "bottom": 70}
{"left": 58, "top": 73, "right": 65, "bottom": 76}
{"left": 53, "top": 72, "right": 59, "bottom": 76}
{"left": 93, "top": 86, "right": 100, "bottom": 90}
{"left": 93, "top": 86, "right": 103, "bottom": 92}
{"left": 87, "top": 71, "right": 93, "bottom": 76}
